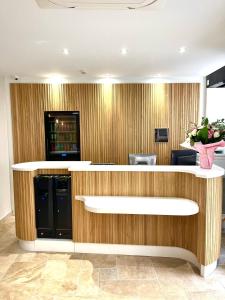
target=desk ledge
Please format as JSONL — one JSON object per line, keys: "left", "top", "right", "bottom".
{"left": 69, "top": 165, "right": 224, "bottom": 179}
{"left": 12, "top": 161, "right": 92, "bottom": 171}
{"left": 76, "top": 196, "right": 199, "bottom": 216}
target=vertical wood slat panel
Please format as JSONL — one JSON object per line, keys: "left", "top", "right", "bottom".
{"left": 13, "top": 169, "right": 222, "bottom": 266}
{"left": 13, "top": 170, "right": 37, "bottom": 241}
{"left": 72, "top": 171, "right": 222, "bottom": 265}
{"left": 197, "top": 177, "right": 223, "bottom": 265}
{"left": 10, "top": 83, "right": 199, "bottom": 164}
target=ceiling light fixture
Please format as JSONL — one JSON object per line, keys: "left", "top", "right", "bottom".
{"left": 179, "top": 46, "right": 186, "bottom": 54}
{"left": 45, "top": 74, "right": 67, "bottom": 84}
{"left": 63, "top": 48, "right": 69, "bottom": 55}
{"left": 121, "top": 48, "right": 128, "bottom": 55}
{"left": 97, "top": 74, "right": 119, "bottom": 84}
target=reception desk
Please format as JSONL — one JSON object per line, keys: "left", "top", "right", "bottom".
{"left": 12, "top": 161, "right": 224, "bottom": 277}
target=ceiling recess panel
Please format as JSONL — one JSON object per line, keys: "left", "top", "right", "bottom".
{"left": 35, "top": 0, "right": 162, "bottom": 10}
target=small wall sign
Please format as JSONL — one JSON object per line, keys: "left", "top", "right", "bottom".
{"left": 155, "top": 128, "right": 169, "bottom": 142}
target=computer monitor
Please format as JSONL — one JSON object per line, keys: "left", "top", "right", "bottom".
{"left": 128, "top": 154, "right": 157, "bottom": 165}
{"left": 171, "top": 150, "right": 197, "bottom": 165}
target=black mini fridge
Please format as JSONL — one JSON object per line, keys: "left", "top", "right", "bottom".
{"left": 34, "top": 175, "right": 72, "bottom": 239}
{"left": 54, "top": 176, "right": 72, "bottom": 239}
{"left": 44, "top": 111, "right": 80, "bottom": 161}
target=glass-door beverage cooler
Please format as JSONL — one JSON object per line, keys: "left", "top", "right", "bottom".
{"left": 44, "top": 111, "right": 80, "bottom": 161}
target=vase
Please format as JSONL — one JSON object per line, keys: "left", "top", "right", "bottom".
{"left": 194, "top": 140, "right": 225, "bottom": 169}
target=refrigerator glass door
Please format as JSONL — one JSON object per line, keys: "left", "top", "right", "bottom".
{"left": 45, "top": 111, "right": 80, "bottom": 161}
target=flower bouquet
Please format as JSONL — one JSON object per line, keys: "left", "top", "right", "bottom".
{"left": 184, "top": 117, "right": 225, "bottom": 169}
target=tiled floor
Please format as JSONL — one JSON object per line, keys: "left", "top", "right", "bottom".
{"left": 0, "top": 216, "right": 225, "bottom": 300}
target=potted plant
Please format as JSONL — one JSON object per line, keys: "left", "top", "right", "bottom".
{"left": 184, "top": 117, "right": 225, "bottom": 169}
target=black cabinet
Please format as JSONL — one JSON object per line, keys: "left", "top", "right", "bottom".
{"left": 34, "top": 175, "right": 72, "bottom": 239}
{"left": 54, "top": 176, "right": 72, "bottom": 239}
{"left": 34, "top": 176, "right": 55, "bottom": 238}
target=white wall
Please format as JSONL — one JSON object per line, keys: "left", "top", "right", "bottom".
{"left": 0, "top": 77, "right": 13, "bottom": 220}
{"left": 206, "top": 88, "right": 225, "bottom": 122}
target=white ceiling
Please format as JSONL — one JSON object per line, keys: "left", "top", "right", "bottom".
{"left": 0, "top": 0, "right": 225, "bottom": 82}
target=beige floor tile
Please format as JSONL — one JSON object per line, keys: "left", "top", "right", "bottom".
{"left": 158, "top": 280, "right": 192, "bottom": 299}
{"left": 100, "top": 279, "right": 163, "bottom": 298}
{"left": 41, "top": 260, "right": 68, "bottom": 281}
{"left": 82, "top": 253, "right": 117, "bottom": 268}
{"left": 53, "top": 296, "right": 135, "bottom": 300}
{"left": 0, "top": 254, "right": 18, "bottom": 279}
{"left": 38, "top": 260, "right": 77, "bottom": 296}
{"left": 188, "top": 291, "right": 225, "bottom": 300}
{"left": 15, "top": 252, "right": 37, "bottom": 262}
{"left": 151, "top": 257, "right": 187, "bottom": 268}
{"left": 209, "top": 266, "right": 225, "bottom": 289}
{"left": 0, "top": 216, "right": 225, "bottom": 300}
{"left": 69, "top": 253, "right": 84, "bottom": 260}
{"left": 116, "top": 255, "right": 153, "bottom": 267}
{"left": 155, "top": 264, "right": 225, "bottom": 293}
{"left": 0, "top": 288, "right": 53, "bottom": 300}
{"left": 99, "top": 267, "right": 118, "bottom": 281}
{"left": 46, "top": 252, "right": 72, "bottom": 260}
{"left": 1, "top": 261, "right": 45, "bottom": 287}
{"left": 117, "top": 265, "right": 156, "bottom": 280}
{"left": 0, "top": 240, "right": 25, "bottom": 255}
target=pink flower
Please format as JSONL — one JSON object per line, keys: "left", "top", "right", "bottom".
{"left": 208, "top": 129, "right": 214, "bottom": 139}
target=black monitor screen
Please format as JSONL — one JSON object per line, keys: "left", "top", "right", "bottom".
{"left": 171, "top": 150, "right": 197, "bottom": 165}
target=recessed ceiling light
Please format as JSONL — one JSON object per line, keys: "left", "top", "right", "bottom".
{"left": 179, "top": 46, "right": 186, "bottom": 54}
{"left": 97, "top": 74, "right": 119, "bottom": 84}
{"left": 45, "top": 74, "right": 67, "bottom": 84}
{"left": 121, "top": 48, "right": 128, "bottom": 55}
{"left": 63, "top": 48, "right": 69, "bottom": 55}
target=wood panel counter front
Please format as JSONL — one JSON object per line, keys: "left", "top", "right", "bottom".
{"left": 12, "top": 162, "right": 224, "bottom": 277}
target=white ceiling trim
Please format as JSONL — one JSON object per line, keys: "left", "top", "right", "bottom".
{"left": 36, "top": 0, "right": 163, "bottom": 9}
{"left": 8, "top": 76, "right": 203, "bottom": 84}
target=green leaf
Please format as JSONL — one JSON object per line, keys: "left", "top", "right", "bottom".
{"left": 197, "top": 126, "right": 208, "bottom": 144}
{"left": 201, "top": 117, "right": 209, "bottom": 126}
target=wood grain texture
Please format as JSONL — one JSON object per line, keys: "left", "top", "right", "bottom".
{"left": 13, "top": 170, "right": 37, "bottom": 241}
{"left": 10, "top": 83, "right": 199, "bottom": 164}
{"left": 13, "top": 169, "right": 70, "bottom": 241}
{"left": 13, "top": 168, "right": 222, "bottom": 266}
{"left": 38, "top": 169, "right": 70, "bottom": 175}
{"left": 72, "top": 171, "right": 222, "bottom": 265}
{"left": 197, "top": 177, "right": 222, "bottom": 265}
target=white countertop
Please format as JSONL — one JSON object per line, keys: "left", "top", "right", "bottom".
{"left": 12, "top": 161, "right": 225, "bottom": 178}
{"left": 76, "top": 196, "right": 200, "bottom": 216}
{"left": 69, "top": 164, "right": 224, "bottom": 178}
{"left": 12, "top": 161, "right": 92, "bottom": 171}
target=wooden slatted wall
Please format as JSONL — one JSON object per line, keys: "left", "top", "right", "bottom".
{"left": 10, "top": 83, "right": 199, "bottom": 164}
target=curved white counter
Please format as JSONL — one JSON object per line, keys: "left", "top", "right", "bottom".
{"left": 12, "top": 161, "right": 92, "bottom": 171}
{"left": 12, "top": 161, "right": 225, "bottom": 179}
{"left": 76, "top": 196, "right": 200, "bottom": 216}
{"left": 12, "top": 160, "right": 224, "bottom": 277}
